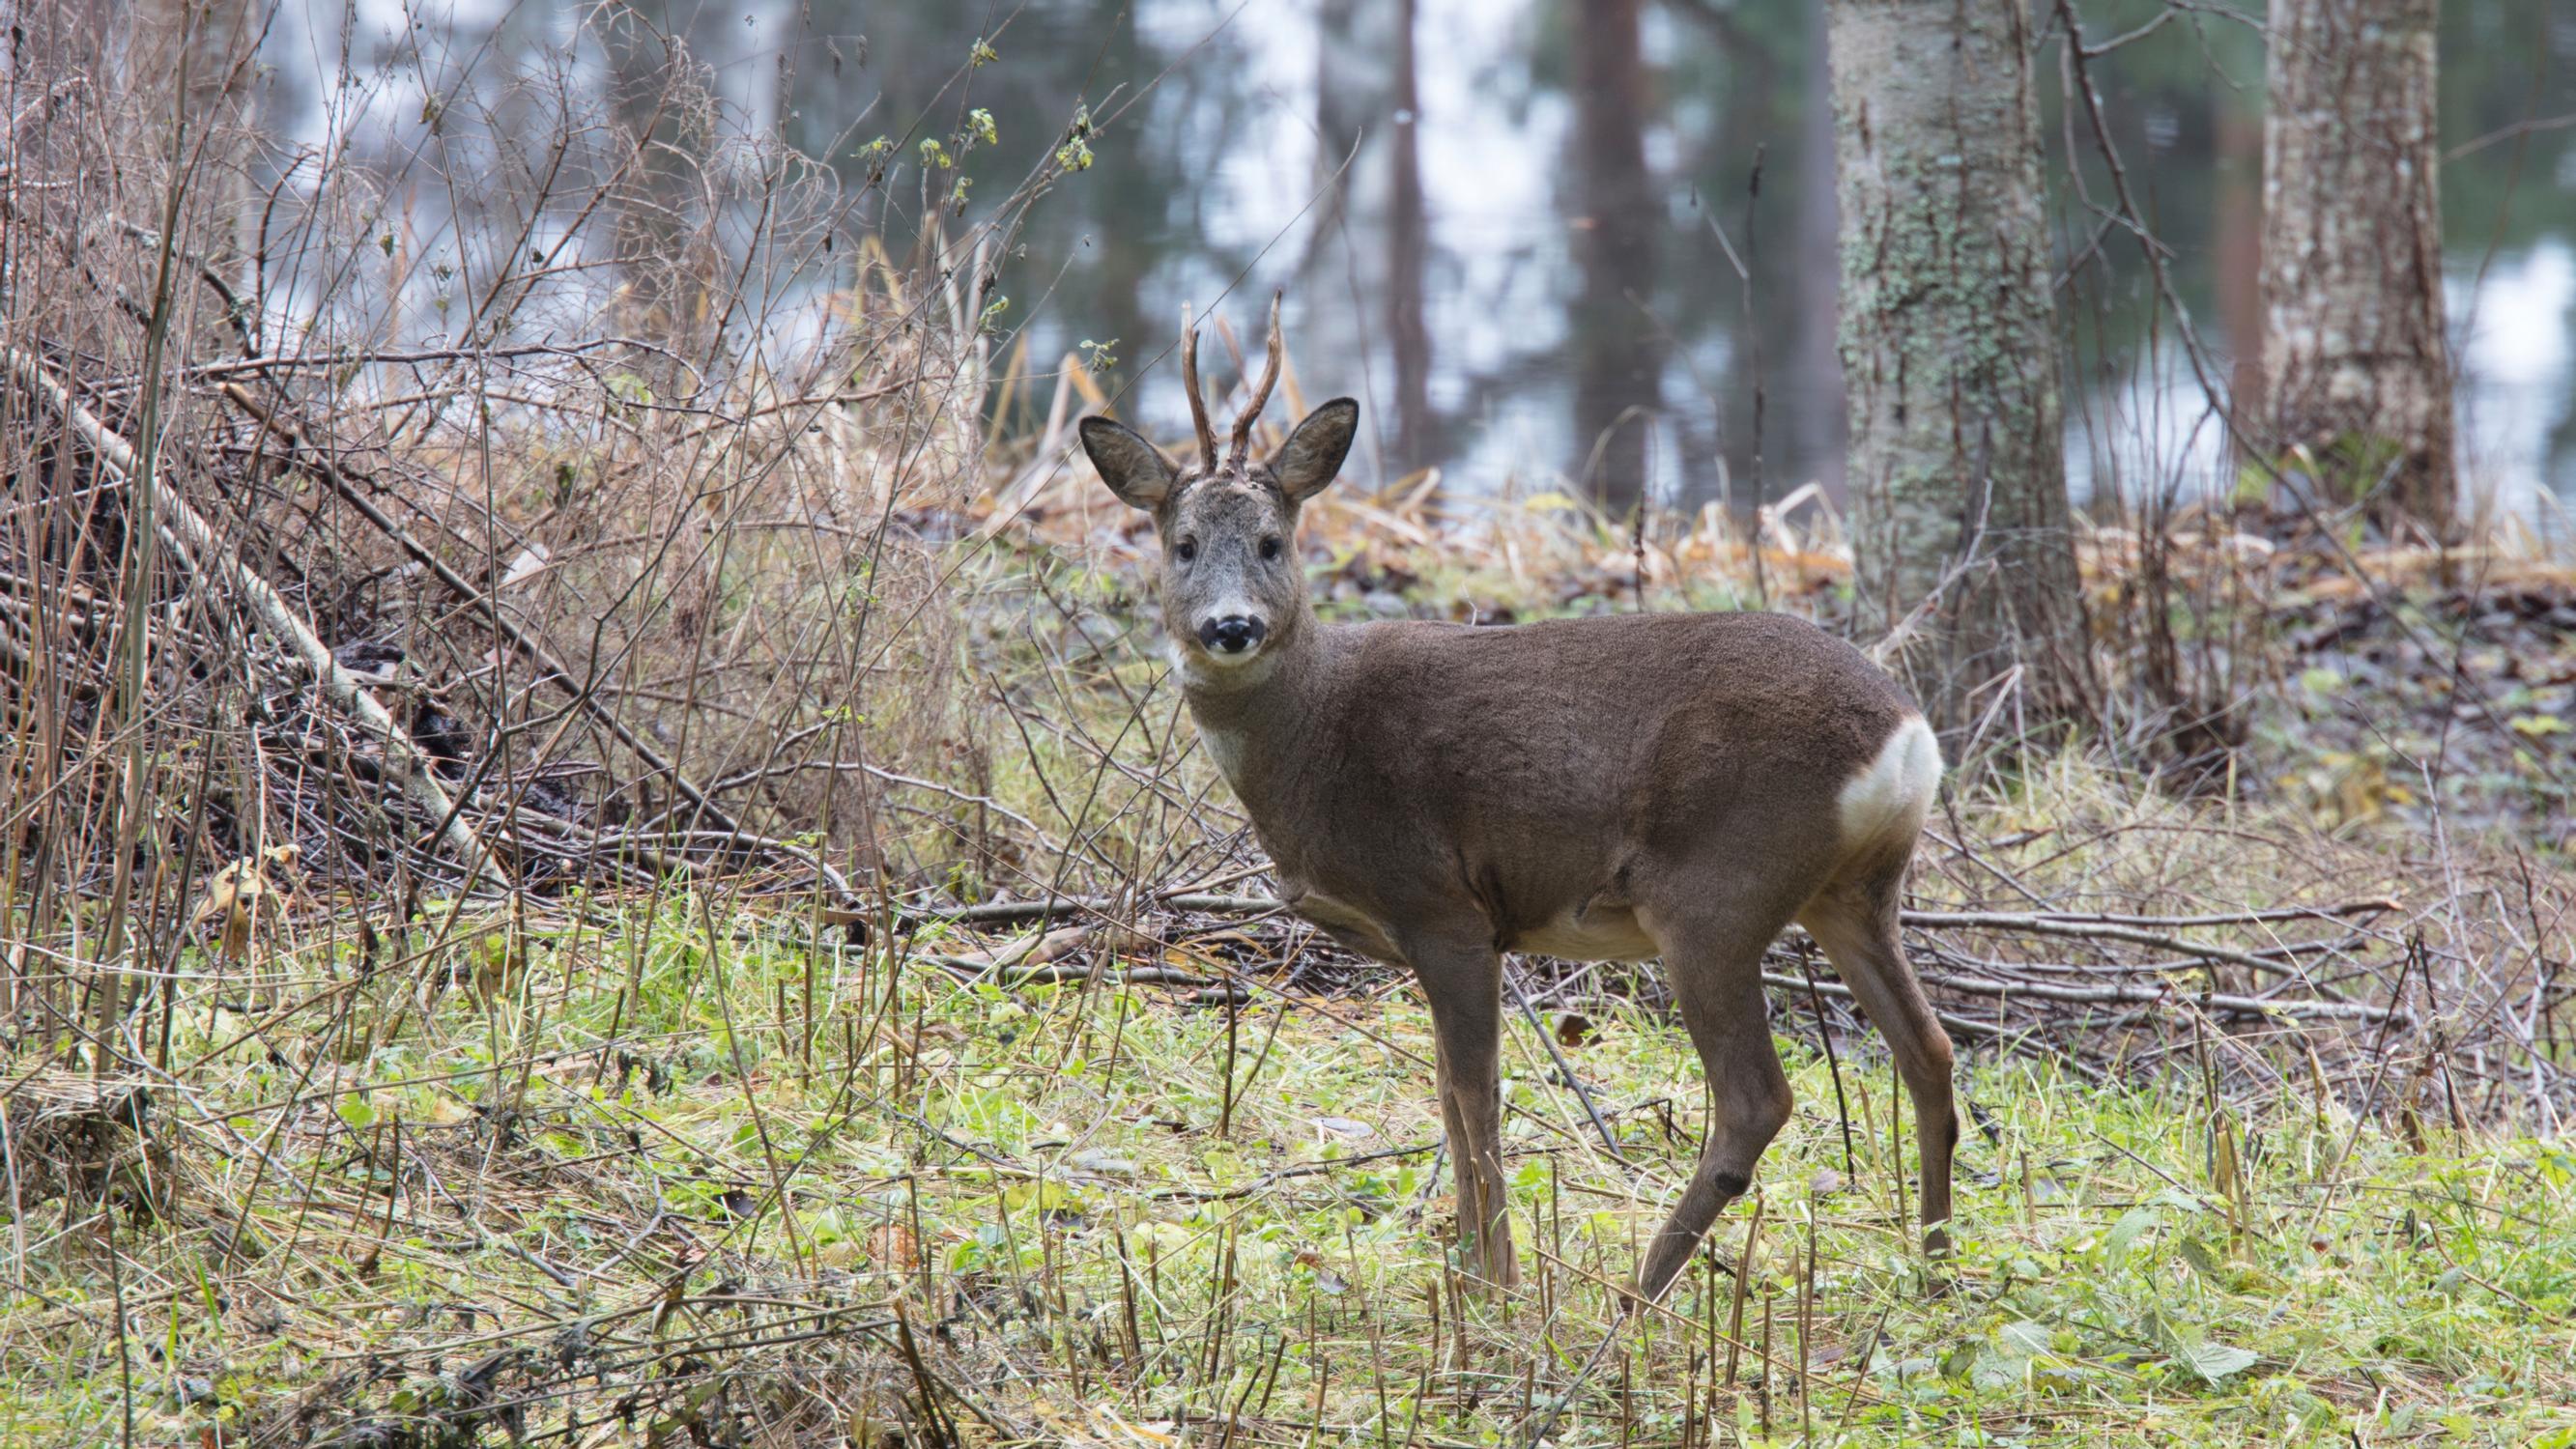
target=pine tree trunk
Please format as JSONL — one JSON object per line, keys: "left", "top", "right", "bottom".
{"left": 1568, "top": 0, "right": 1662, "bottom": 516}
{"left": 2259, "top": 0, "right": 2454, "bottom": 529}
{"left": 1830, "top": 0, "right": 2093, "bottom": 727}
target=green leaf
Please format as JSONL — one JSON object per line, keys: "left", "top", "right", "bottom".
{"left": 2105, "top": 1206, "right": 2158, "bottom": 1263}
{"left": 2176, "top": 1341, "right": 2259, "bottom": 1383}
{"left": 2177, "top": 1235, "right": 2225, "bottom": 1283}
{"left": 1998, "top": 1320, "right": 2051, "bottom": 1355}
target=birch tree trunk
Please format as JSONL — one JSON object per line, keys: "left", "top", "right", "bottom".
{"left": 1830, "top": 0, "right": 2092, "bottom": 727}
{"left": 2259, "top": 0, "right": 2455, "bottom": 529}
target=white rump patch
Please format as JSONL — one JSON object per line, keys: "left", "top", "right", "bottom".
{"left": 1837, "top": 715, "right": 1942, "bottom": 849}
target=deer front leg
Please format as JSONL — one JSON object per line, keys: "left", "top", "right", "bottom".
{"left": 1409, "top": 934, "right": 1518, "bottom": 1291}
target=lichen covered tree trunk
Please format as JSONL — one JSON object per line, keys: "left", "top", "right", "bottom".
{"left": 1830, "top": 0, "right": 2092, "bottom": 727}
{"left": 2259, "top": 0, "right": 2454, "bottom": 529}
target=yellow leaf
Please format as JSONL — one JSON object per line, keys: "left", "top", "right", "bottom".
{"left": 191, "top": 855, "right": 284, "bottom": 961}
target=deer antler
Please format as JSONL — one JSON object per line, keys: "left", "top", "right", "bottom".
{"left": 1178, "top": 302, "right": 1218, "bottom": 472}
{"left": 1228, "top": 290, "right": 1285, "bottom": 468}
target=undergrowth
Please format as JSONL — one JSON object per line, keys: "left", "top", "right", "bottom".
{"left": 7, "top": 859, "right": 2572, "bottom": 1447}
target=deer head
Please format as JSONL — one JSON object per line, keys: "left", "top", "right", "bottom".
{"left": 1079, "top": 294, "right": 1360, "bottom": 683}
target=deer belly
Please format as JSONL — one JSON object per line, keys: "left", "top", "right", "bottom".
{"left": 1283, "top": 886, "right": 1404, "bottom": 962}
{"left": 1515, "top": 908, "right": 1658, "bottom": 962}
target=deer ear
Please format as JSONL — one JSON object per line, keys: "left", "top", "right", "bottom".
{"left": 1079, "top": 416, "right": 1181, "bottom": 511}
{"left": 1270, "top": 398, "right": 1360, "bottom": 503}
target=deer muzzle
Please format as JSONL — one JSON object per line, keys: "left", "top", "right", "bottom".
{"left": 1196, "top": 613, "right": 1268, "bottom": 658}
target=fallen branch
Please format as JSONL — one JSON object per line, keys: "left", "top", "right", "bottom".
{"left": 1898, "top": 911, "right": 2333, "bottom": 983}
{"left": 919, "top": 889, "right": 2410, "bottom": 1041}
{"left": 932, "top": 961, "right": 1228, "bottom": 992}
{"left": 1147, "top": 1137, "right": 1448, "bottom": 1203}
{"left": 923, "top": 891, "right": 2391, "bottom": 943}
{"left": 215, "top": 382, "right": 746, "bottom": 841}
{"left": 9, "top": 350, "right": 509, "bottom": 892}
{"left": 856, "top": 764, "right": 1057, "bottom": 853}
{"left": 1915, "top": 899, "right": 2398, "bottom": 929}
{"left": 1906, "top": 965, "right": 2410, "bottom": 1025}
{"left": 930, "top": 923, "right": 1092, "bottom": 977}
{"left": 905, "top": 891, "right": 1286, "bottom": 928}
{"left": 1756, "top": 971, "right": 2002, "bottom": 1043}
{"left": 1508, "top": 964, "right": 1629, "bottom": 1164}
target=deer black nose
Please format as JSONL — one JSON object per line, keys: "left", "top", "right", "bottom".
{"left": 1199, "top": 615, "right": 1266, "bottom": 654}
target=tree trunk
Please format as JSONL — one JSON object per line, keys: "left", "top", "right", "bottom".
{"left": 1387, "top": 0, "right": 1434, "bottom": 475}
{"left": 1830, "top": 0, "right": 2092, "bottom": 727}
{"left": 2258, "top": 0, "right": 2454, "bottom": 529}
{"left": 1567, "top": 0, "right": 1663, "bottom": 517}
{"left": 2215, "top": 102, "right": 2266, "bottom": 431}
{"left": 1789, "top": 1, "right": 1848, "bottom": 509}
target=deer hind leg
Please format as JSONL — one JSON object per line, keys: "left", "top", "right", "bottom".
{"left": 1632, "top": 897, "right": 1798, "bottom": 1304}
{"left": 1798, "top": 862, "right": 1957, "bottom": 1259}
{"left": 1405, "top": 932, "right": 1519, "bottom": 1290}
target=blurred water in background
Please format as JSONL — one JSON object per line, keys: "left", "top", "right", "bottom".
{"left": 248, "top": 0, "right": 2576, "bottom": 533}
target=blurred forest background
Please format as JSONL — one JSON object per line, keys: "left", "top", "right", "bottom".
{"left": 242, "top": 0, "right": 2575, "bottom": 523}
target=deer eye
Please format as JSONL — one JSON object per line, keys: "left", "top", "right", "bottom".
{"left": 1259, "top": 536, "right": 1282, "bottom": 561}
{"left": 1174, "top": 538, "right": 1198, "bottom": 564}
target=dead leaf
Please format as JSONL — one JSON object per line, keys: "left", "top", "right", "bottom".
{"left": 1291, "top": 1249, "right": 1346, "bottom": 1293}
{"left": 191, "top": 845, "right": 299, "bottom": 961}
{"left": 868, "top": 1223, "right": 918, "bottom": 1270}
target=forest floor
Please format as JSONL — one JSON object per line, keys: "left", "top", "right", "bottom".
{"left": 11, "top": 475, "right": 2576, "bottom": 1448}
{"left": 11, "top": 876, "right": 2571, "bottom": 1448}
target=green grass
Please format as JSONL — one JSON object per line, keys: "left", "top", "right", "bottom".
{"left": 11, "top": 896, "right": 2571, "bottom": 1448}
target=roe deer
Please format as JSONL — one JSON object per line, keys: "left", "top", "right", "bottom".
{"left": 1079, "top": 298, "right": 1956, "bottom": 1302}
